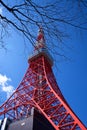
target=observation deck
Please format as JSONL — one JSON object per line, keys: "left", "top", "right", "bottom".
{"left": 28, "top": 48, "right": 53, "bottom": 66}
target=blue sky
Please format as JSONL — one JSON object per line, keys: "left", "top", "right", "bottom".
{"left": 0, "top": 1, "right": 87, "bottom": 127}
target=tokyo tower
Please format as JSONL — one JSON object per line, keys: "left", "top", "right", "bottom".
{"left": 0, "top": 27, "right": 87, "bottom": 130}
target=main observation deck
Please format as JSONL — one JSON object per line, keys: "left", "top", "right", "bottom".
{"left": 28, "top": 48, "right": 53, "bottom": 66}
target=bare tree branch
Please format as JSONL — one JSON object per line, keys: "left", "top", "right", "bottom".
{"left": 0, "top": 0, "right": 87, "bottom": 60}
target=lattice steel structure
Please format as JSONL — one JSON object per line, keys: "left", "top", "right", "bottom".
{"left": 0, "top": 27, "right": 86, "bottom": 130}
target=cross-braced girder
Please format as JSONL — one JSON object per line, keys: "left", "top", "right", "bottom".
{"left": 0, "top": 52, "right": 86, "bottom": 130}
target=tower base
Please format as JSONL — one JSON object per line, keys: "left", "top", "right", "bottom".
{"left": 7, "top": 108, "right": 55, "bottom": 130}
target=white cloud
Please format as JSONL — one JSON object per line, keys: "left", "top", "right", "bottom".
{"left": 0, "top": 74, "right": 11, "bottom": 86}
{"left": 0, "top": 74, "right": 14, "bottom": 99}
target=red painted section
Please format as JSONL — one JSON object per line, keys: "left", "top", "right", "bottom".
{"left": 0, "top": 28, "right": 87, "bottom": 130}
{"left": 37, "top": 33, "right": 43, "bottom": 41}
{"left": 35, "top": 27, "right": 45, "bottom": 50}
{"left": 0, "top": 54, "right": 86, "bottom": 130}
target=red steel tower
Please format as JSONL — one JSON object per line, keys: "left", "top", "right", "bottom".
{"left": 0, "top": 27, "right": 87, "bottom": 130}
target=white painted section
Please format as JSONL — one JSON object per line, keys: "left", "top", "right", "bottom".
{"left": 0, "top": 119, "right": 2, "bottom": 124}
{"left": 1, "top": 118, "right": 7, "bottom": 130}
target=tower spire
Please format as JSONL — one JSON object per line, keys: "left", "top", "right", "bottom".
{"left": 35, "top": 26, "right": 45, "bottom": 50}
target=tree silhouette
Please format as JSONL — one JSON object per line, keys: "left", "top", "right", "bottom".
{"left": 0, "top": 0, "right": 87, "bottom": 58}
